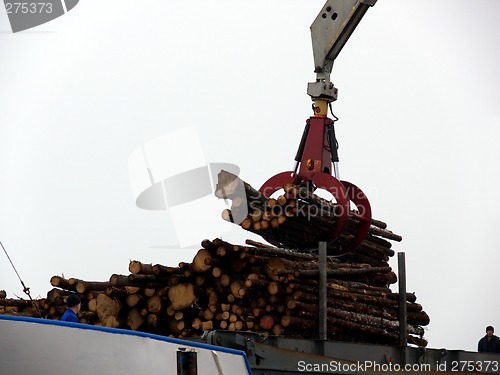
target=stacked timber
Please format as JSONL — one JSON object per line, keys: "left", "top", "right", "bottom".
{"left": 0, "top": 171, "right": 430, "bottom": 346}
{"left": 0, "top": 238, "right": 429, "bottom": 346}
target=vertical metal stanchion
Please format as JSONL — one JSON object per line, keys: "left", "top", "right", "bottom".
{"left": 398, "top": 252, "right": 408, "bottom": 348}
{"left": 319, "top": 241, "right": 327, "bottom": 340}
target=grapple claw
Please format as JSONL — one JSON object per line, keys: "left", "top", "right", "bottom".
{"left": 257, "top": 106, "right": 372, "bottom": 251}
{"left": 259, "top": 171, "right": 352, "bottom": 247}
{"left": 310, "top": 172, "right": 350, "bottom": 242}
{"left": 340, "top": 180, "right": 372, "bottom": 252}
{"left": 258, "top": 171, "right": 298, "bottom": 199}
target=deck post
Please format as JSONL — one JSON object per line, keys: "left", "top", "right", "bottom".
{"left": 319, "top": 241, "right": 327, "bottom": 341}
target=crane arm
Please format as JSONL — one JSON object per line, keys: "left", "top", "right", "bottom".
{"left": 307, "top": 0, "right": 377, "bottom": 102}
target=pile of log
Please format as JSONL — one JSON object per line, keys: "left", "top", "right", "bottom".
{"left": 0, "top": 171, "right": 430, "bottom": 347}
{"left": 215, "top": 170, "right": 400, "bottom": 268}
{"left": 0, "top": 238, "right": 429, "bottom": 346}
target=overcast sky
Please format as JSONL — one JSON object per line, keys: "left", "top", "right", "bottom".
{"left": 1, "top": 0, "right": 499, "bottom": 352}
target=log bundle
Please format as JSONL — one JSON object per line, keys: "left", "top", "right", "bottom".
{"left": 215, "top": 170, "right": 400, "bottom": 268}
{"left": 0, "top": 237, "right": 429, "bottom": 347}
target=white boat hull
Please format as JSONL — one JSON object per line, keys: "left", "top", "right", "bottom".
{"left": 0, "top": 315, "right": 251, "bottom": 375}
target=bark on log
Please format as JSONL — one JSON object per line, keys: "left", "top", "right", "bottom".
{"left": 290, "top": 267, "right": 392, "bottom": 278}
{"left": 76, "top": 281, "right": 110, "bottom": 294}
{"left": 129, "top": 260, "right": 156, "bottom": 275}
{"left": 215, "top": 170, "right": 267, "bottom": 213}
{"left": 50, "top": 276, "right": 77, "bottom": 291}
{"left": 0, "top": 298, "right": 33, "bottom": 308}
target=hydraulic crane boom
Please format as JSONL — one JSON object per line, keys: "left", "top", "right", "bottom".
{"left": 308, "top": 0, "right": 377, "bottom": 102}
{"left": 304, "top": 0, "right": 377, "bottom": 182}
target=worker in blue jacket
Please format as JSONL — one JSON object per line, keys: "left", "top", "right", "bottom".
{"left": 60, "top": 293, "right": 81, "bottom": 323}
{"left": 478, "top": 326, "right": 500, "bottom": 353}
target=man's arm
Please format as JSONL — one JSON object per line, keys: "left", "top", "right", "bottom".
{"left": 491, "top": 335, "right": 500, "bottom": 352}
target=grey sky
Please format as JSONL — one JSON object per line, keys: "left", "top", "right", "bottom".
{"left": 1, "top": 0, "right": 499, "bottom": 352}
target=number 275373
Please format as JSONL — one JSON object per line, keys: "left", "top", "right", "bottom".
{"left": 5, "top": 2, "right": 53, "bottom": 14}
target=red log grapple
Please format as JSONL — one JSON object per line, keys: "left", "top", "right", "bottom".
{"left": 259, "top": 102, "right": 372, "bottom": 252}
